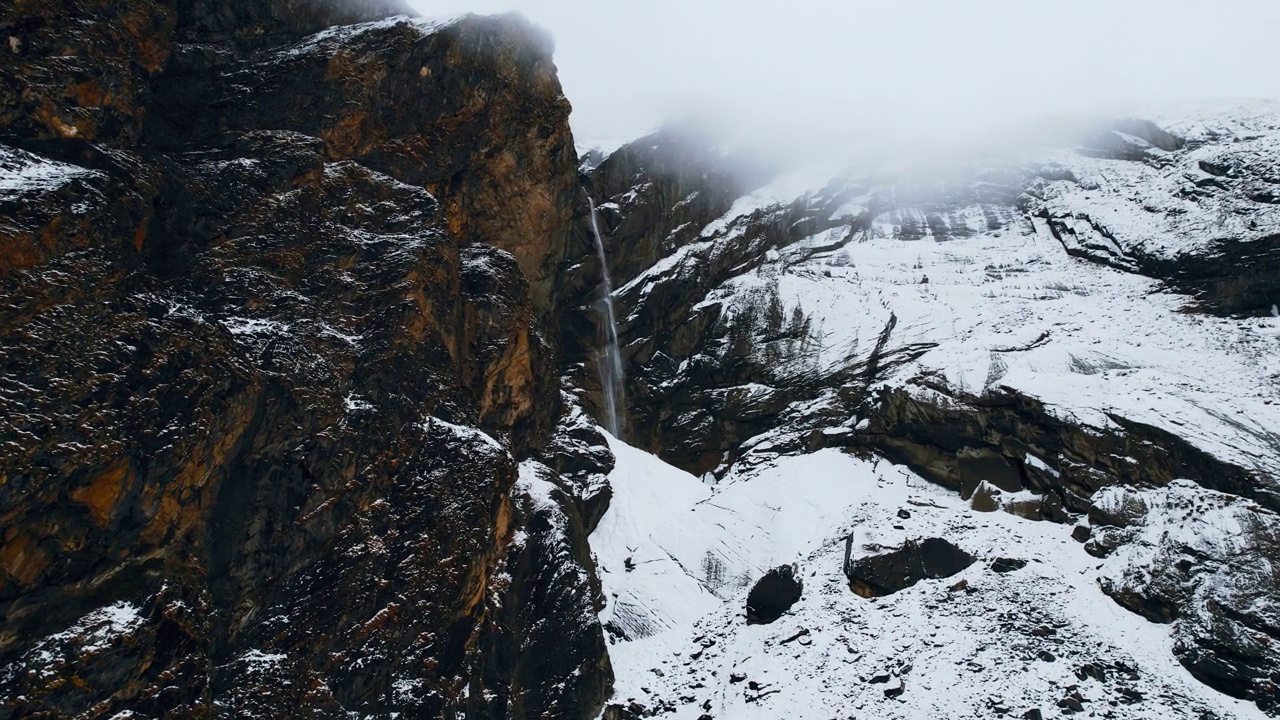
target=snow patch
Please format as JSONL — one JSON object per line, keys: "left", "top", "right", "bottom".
{"left": 0, "top": 145, "right": 102, "bottom": 195}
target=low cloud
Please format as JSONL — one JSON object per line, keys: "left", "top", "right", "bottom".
{"left": 410, "top": 0, "right": 1280, "bottom": 165}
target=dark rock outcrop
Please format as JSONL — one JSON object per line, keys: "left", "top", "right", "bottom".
{"left": 0, "top": 1, "right": 610, "bottom": 717}
{"left": 847, "top": 539, "right": 975, "bottom": 597}
{"left": 1133, "top": 234, "right": 1280, "bottom": 316}
{"left": 1075, "top": 118, "right": 1183, "bottom": 163}
{"left": 745, "top": 565, "right": 803, "bottom": 624}
{"left": 990, "top": 558, "right": 1027, "bottom": 573}
{"left": 858, "top": 382, "right": 1280, "bottom": 515}
{"left": 484, "top": 460, "right": 613, "bottom": 720}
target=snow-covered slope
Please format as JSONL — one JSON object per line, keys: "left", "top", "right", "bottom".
{"left": 1035, "top": 104, "right": 1280, "bottom": 262}
{"left": 583, "top": 105, "right": 1280, "bottom": 717}
{"left": 592, "top": 438, "right": 1268, "bottom": 719}
{"left": 593, "top": 108, "right": 1280, "bottom": 491}
{"left": 744, "top": 213, "right": 1280, "bottom": 485}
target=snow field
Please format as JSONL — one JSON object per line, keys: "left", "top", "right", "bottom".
{"left": 592, "top": 441, "right": 1267, "bottom": 719}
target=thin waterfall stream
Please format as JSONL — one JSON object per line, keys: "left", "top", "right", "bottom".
{"left": 589, "top": 199, "right": 626, "bottom": 437}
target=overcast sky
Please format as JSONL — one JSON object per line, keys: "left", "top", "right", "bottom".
{"left": 408, "top": 1, "right": 1280, "bottom": 160}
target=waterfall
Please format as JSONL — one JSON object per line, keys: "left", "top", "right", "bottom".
{"left": 589, "top": 199, "right": 626, "bottom": 437}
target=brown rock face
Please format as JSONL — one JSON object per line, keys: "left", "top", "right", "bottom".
{"left": 157, "top": 10, "right": 582, "bottom": 313}
{"left": 0, "top": 1, "right": 611, "bottom": 718}
{"left": 0, "top": 0, "right": 175, "bottom": 146}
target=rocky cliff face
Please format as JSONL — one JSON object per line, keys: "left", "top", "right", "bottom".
{"left": 1032, "top": 110, "right": 1280, "bottom": 315}
{"left": 1, "top": 1, "right": 610, "bottom": 717}
{"left": 577, "top": 130, "right": 868, "bottom": 472}
{"left": 8, "top": 1, "right": 1280, "bottom": 717}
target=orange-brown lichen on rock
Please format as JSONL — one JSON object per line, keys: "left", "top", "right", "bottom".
{"left": 211, "top": 13, "right": 583, "bottom": 314}
{"left": 68, "top": 458, "right": 134, "bottom": 528}
{"left": 2, "top": 0, "right": 175, "bottom": 146}
{"left": 0, "top": 532, "right": 49, "bottom": 588}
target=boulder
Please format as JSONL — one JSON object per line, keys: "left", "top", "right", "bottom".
{"left": 746, "top": 565, "right": 803, "bottom": 624}
{"left": 847, "top": 538, "right": 975, "bottom": 597}
{"left": 991, "top": 558, "right": 1027, "bottom": 574}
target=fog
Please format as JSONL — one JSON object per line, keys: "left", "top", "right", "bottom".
{"left": 408, "top": 0, "right": 1280, "bottom": 164}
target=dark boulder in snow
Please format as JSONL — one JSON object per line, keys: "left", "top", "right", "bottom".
{"left": 991, "top": 557, "right": 1027, "bottom": 573}
{"left": 848, "top": 538, "right": 975, "bottom": 597}
{"left": 746, "top": 565, "right": 803, "bottom": 624}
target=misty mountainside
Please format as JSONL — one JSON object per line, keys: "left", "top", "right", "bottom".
{"left": 582, "top": 107, "right": 1280, "bottom": 719}
{"left": 3, "top": 0, "right": 1280, "bottom": 719}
